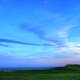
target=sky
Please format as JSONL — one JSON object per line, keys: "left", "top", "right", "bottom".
{"left": 0, "top": 0, "right": 80, "bottom": 68}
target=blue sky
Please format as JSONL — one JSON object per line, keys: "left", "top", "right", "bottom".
{"left": 0, "top": 0, "right": 80, "bottom": 68}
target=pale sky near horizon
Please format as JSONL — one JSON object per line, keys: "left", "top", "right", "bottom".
{"left": 0, "top": 0, "right": 80, "bottom": 68}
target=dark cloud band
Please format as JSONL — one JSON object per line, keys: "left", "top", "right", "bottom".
{"left": 0, "top": 38, "right": 53, "bottom": 47}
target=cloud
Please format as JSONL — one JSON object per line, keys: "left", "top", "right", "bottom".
{"left": 20, "top": 24, "right": 67, "bottom": 47}
{"left": 20, "top": 23, "right": 78, "bottom": 48}
{"left": 59, "top": 42, "right": 80, "bottom": 55}
{"left": 20, "top": 23, "right": 80, "bottom": 57}
{"left": 0, "top": 38, "right": 53, "bottom": 47}
{"left": 19, "top": 23, "right": 80, "bottom": 61}
{"left": 55, "top": 25, "right": 80, "bottom": 57}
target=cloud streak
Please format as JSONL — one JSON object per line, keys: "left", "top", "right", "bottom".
{"left": 0, "top": 38, "right": 53, "bottom": 47}
{"left": 20, "top": 24, "right": 66, "bottom": 47}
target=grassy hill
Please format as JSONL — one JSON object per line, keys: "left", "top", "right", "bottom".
{"left": 0, "top": 64, "right": 80, "bottom": 80}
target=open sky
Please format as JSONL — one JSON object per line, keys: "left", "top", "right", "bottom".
{"left": 0, "top": 0, "right": 80, "bottom": 68}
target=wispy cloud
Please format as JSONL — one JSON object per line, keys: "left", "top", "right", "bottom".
{"left": 0, "top": 38, "right": 53, "bottom": 47}
{"left": 20, "top": 24, "right": 66, "bottom": 47}
{"left": 20, "top": 22, "right": 80, "bottom": 56}
{"left": 55, "top": 26, "right": 80, "bottom": 59}
{"left": 23, "top": 23, "right": 80, "bottom": 59}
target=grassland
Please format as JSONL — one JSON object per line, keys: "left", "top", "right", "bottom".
{"left": 0, "top": 64, "right": 80, "bottom": 80}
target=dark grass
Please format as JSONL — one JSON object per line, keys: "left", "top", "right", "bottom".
{"left": 0, "top": 64, "right": 80, "bottom": 80}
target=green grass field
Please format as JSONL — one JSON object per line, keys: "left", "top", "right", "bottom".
{"left": 0, "top": 73, "right": 80, "bottom": 80}
{"left": 0, "top": 64, "right": 80, "bottom": 80}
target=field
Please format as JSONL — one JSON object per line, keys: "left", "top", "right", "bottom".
{"left": 0, "top": 73, "right": 80, "bottom": 80}
{"left": 0, "top": 64, "right": 80, "bottom": 80}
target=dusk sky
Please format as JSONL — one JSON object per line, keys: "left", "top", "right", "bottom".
{"left": 0, "top": 0, "right": 80, "bottom": 68}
